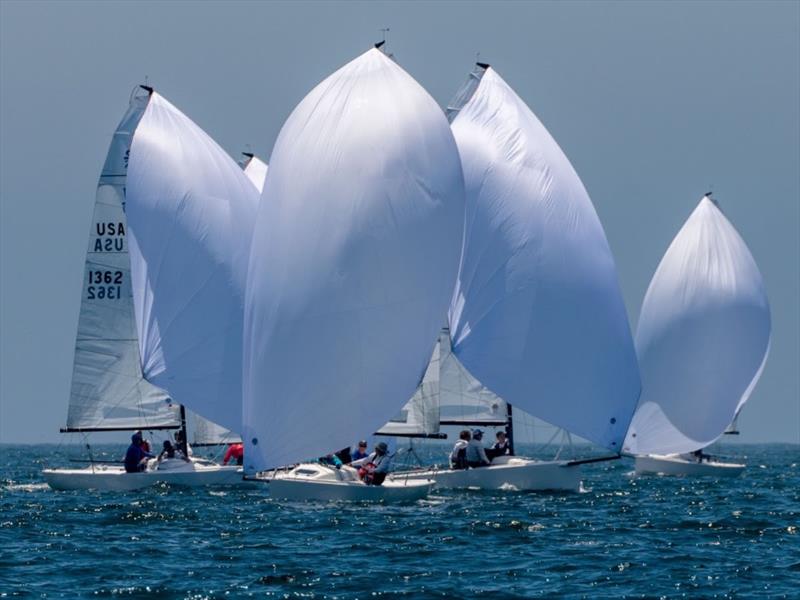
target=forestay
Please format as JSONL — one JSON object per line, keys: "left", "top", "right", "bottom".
{"left": 242, "top": 154, "right": 268, "bottom": 194}
{"left": 447, "top": 65, "right": 641, "bottom": 452}
{"left": 66, "top": 87, "right": 178, "bottom": 432}
{"left": 623, "top": 196, "right": 771, "bottom": 455}
{"left": 243, "top": 48, "right": 465, "bottom": 473}
{"left": 126, "top": 92, "right": 260, "bottom": 434}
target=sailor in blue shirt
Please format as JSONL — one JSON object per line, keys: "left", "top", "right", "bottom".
{"left": 351, "top": 440, "right": 369, "bottom": 462}
{"left": 124, "top": 431, "right": 154, "bottom": 473}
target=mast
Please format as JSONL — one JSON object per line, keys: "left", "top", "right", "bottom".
{"left": 179, "top": 404, "right": 189, "bottom": 457}
{"left": 505, "top": 404, "right": 515, "bottom": 456}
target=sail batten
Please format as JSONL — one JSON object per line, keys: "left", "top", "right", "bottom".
{"left": 447, "top": 67, "right": 641, "bottom": 451}
{"left": 623, "top": 197, "right": 771, "bottom": 455}
{"left": 243, "top": 48, "right": 466, "bottom": 473}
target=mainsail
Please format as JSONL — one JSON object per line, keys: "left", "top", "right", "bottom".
{"left": 126, "top": 92, "right": 260, "bottom": 434}
{"left": 241, "top": 153, "right": 268, "bottom": 194}
{"left": 377, "top": 328, "right": 508, "bottom": 437}
{"left": 65, "top": 87, "right": 178, "bottom": 432}
{"left": 623, "top": 196, "right": 771, "bottom": 455}
{"left": 447, "top": 64, "right": 641, "bottom": 452}
{"left": 243, "top": 48, "right": 466, "bottom": 472}
{"left": 187, "top": 409, "right": 242, "bottom": 446}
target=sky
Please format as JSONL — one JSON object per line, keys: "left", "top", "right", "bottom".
{"left": 1, "top": 1, "right": 798, "bottom": 445}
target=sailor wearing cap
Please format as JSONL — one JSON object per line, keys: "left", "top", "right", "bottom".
{"left": 466, "top": 429, "right": 490, "bottom": 468}
{"left": 351, "top": 441, "right": 393, "bottom": 486}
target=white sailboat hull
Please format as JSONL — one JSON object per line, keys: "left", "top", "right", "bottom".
{"left": 267, "top": 463, "right": 433, "bottom": 503}
{"left": 42, "top": 458, "right": 247, "bottom": 491}
{"left": 634, "top": 454, "right": 745, "bottom": 477}
{"left": 394, "top": 456, "right": 583, "bottom": 492}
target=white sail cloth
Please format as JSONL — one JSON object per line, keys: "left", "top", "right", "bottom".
{"left": 448, "top": 67, "right": 641, "bottom": 452}
{"left": 66, "top": 87, "right": 178, "bottom": 431}
{"left": 243, "top": 155, "right": 268, "bottom": 194}
{"left": 126, "top": 92, "right": 260, "bottom": 434}
{"left": 378, "top": 329, "right": 508, "bottom": 437}
{"left": 243, "top": 48, "right": 465, "bottom": 472}
{"left": 623, "top": 197, "right": 771, "bottom": 455}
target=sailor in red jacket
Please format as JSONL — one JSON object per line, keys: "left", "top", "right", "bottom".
{"left": 223, "top": 442, "right": 244, "bottom": 466}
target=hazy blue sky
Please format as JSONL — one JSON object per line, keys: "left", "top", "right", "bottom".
{"left": 1, "top": 1, "right": 798, "bottom": 444}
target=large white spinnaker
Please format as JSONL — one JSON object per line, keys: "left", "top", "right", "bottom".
{"left": 65, "top": 86, "right": 178, "bottom": 432}
{"left": 243, "top": 48, "right": 466, "bottom": 473}
{"left": 447, "top": 64, "right": 641, "bottom": 452}
{"left": 623, "top": 196, "right": 771, "bottom": 455}
{"left": 241, "top": 153, "right": 268, "bottom": 194}
{"left": 126, "top": 92, "right": 260, "bottom": 434}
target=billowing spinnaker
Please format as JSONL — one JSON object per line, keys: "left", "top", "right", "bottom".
{"left": 243, "top": 48, "right": 465, "bottom": 472}
{"left": 448, "top": 66, "right": 641, "bottom": 451}
{"left": 66, "top": 87, "right": 177, "bottom": 432}
{"left": 126, "top": 92, "right": 260, "bottom": 434}
{"left": 623, "top": 197, "right": 771, "bottom": 455}
{"left": 242, "top": 155, "right": 268, "bottom": 194}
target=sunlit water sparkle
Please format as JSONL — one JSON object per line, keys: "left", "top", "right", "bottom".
{"left": 1, "top": 444, "right": 797, "bottom": 598}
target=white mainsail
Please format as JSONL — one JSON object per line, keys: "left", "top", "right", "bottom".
{"left": 377, "top": 328, "right": 508, "bottom": 437}
{"left": 243, "top": 48, "right": 466, "bottom": 472}
{"left": 187, "top": 409, "right": 242, "bottom": 446}
{"left": 242, "top": 154, "right": 268, "bottom": 194}
{"left": 126, "top": 92, "right": 260, "bottom": 435}
{"left": 623, "top": 196, "right": 771, "bottom": 455}
{"left": 65, "top": 87, "right": 179, "bottom": 432}
{"left": 447, "top": 64, "right": 641, "bottom": 452}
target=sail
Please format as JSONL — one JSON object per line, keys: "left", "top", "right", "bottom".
{"left": 126, "top": 92, "right": 260, "bottom": 434}
{"left": 376, "top": 334, "right": 442, "bottom": 437}
{"left": 242, "top": 154, "right": 268, "bottom": 194}
{"left": 623, "top": 196, "right": 771, "bottom": 455}
{"left": 187, "top": 409, "right": 242, "bottom": 446}
{"left": 378, "top": 328, "right": 508, "bottom": 436}
{"left": 65, "top": 87, "right": 179, "bottom": 432}
{"left": 447, "top": 65, "right": 641, "bottom": 452}
{"left": 243, "top": 48, "right": 465, "bottom": 472}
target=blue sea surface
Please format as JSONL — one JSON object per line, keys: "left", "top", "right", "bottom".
{"left": 0, "top": 443, "right": 797, "bottom": 598}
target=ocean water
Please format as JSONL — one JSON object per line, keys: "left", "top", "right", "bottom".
{"left": 0, "top": 443, "right": 797, "bottom": 598}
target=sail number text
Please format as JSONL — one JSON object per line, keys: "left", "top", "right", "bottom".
{"left": 87, "top": 270, "right": 123, "bottom": 300}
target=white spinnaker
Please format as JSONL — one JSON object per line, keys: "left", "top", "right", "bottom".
{"left": 66, "top": 87, "right": 178, "bottom": 431}
{"left": 623, "top": 197, "right": 771, "bottom": 455}
{"left": 243, "top": 48, "right": 465, "bottom": 472}
{"left": 126, "top": 92, "right": 260, "bottom": 434}
{"left": 448, "top": 66, "right": 641, "bottom": 452}
{"left": 243, "top": 155, "right": 268, "bottom": 194}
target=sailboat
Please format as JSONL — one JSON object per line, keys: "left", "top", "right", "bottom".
{"left": 243, "top": 46, "right": 466, "bottom": 502}
{"left": 43, "top": 86, "right": 261, "bottom": 491}
{"left": 381, "top": 62, "right": 642, "bottom": 492}
{"left": 623, "top": 194, "right": 771, "bottom": 477}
